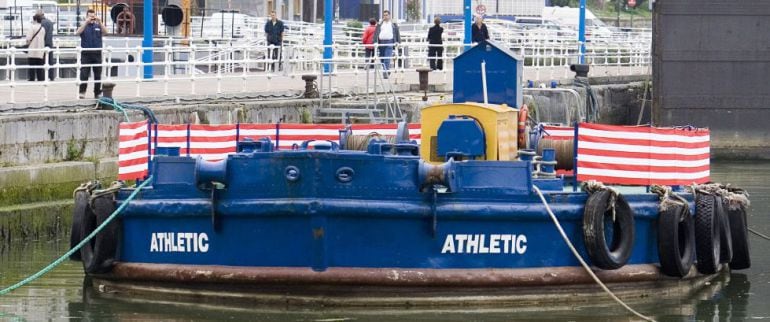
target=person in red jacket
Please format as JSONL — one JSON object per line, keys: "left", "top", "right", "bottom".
{"left": 362, "top": 18, "right": 377, "bottom": 68}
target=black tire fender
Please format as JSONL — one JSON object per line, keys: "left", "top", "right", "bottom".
{"left": 727, "top": 205, "right": 751, "bottom": 270}
{"left": 583, "top": 190, "right": 635, "bottom": 270}
{"left": 694, "top": 194, "right": 721, "bottom": 274}
{"left": 80, "top": 193, "right": 120, "bottom": 274}
{"left": 716, "top": 196, "right": 733, "bottom": 264}
{"left": 657, "top": 202, "right": 695, "bottom": 277}
{"left": 69, "top": 189, "right": 90, "bottom": 261}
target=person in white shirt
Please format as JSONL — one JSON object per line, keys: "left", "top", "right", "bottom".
{"left": 26, "top": 13, "right": 47, "bottom": 81}
{"left": 373, "top": 10, "right": 400, "bottom": 79}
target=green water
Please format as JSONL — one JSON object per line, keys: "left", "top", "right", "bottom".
{"left": 0, "top": 161, "right": 768, "bottom": 321}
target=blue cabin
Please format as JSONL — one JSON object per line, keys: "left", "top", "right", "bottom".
{"left": 453, "top": 40, "right": 523, "bottom": 108}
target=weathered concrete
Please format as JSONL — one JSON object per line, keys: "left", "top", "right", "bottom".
{"left": 0, "top": 160, "right": 118, "bottom": 207}
{"left": 522, "top": 81, "right": 650, "bottom": 125}
{"left": 0, "top": 159, "right": 117, "bottom": 244}
{"left": 0, "top": 200, "right": 73, "bottom": 243}
{"left": 0, "top": 112, "right": 119, "bottom": 166}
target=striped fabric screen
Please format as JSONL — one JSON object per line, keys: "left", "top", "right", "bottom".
{"left": 576, "top": 123, "right": 710, "bottom": 186}
{"left": 118, "top": 122, "right": 422, "bottom": 180}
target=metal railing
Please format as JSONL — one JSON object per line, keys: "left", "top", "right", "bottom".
{"left": 0, "top": 34, "right": 650, "bottom": 104}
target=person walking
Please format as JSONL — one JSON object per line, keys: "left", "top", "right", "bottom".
{"left": 264, "top": 11, "right": 284, "bottom": 72}
{"left": 471, "top": 14, "right": 489, "bottom": 44}
{"left": 25, "top": 13, "right": 46, "bottom": 82}
{"left": 76, "top": 9, "right": 104, "bottom": 99}
{"left": 39, "top": 11, "right": 55, "bottom": 80}
{"left": 362, "top": 18, "right": 377, "bottom": 68}
{"left": 373, "top": 10, "right": 400, "bottom": 79}
{"left": 427, "top": 17, "right": 443, "bottom": 70}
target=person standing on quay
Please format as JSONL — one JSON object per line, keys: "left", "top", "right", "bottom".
{"left": 25, "top": 13, "right": 46, "bottom": 82}
{"left": 427, "top": 17, "right": 443, "bottom": 70}
{"left": 471, "top": 14, "right": 489, "bottom": 44}
{"left": 362, "top": 18, "right": 377, "bottom": 68}
{"left": 264, "top": 11, "right": 285, "bottom": 72}
{"left": 39, "top": 11, "right": 55, "bottom": 81}
{"left": 373, "top": 10, "right": 400, "bottom": 79}
{"left": 76, "top": 9, "right": 104, "bottom": 99}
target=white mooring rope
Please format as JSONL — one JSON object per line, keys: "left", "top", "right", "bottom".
{"left": 533, "top": 186, "right": 656, "bottom": 322}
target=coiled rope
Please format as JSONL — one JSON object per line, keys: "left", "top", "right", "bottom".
{"left": 345, "top": 132, "right": 396, "bottom": 151}
{"left": 97, "top": 97, "right": 160, "bottom": 124}
{"left": 97, "top": 98, "right": 130, "bottom": 122}
{"left": 0, "top": 176, "right": 154, "bottom": 296}
{"left": 536, "top": 138, "right": 575, "bottom": 170}
{"left": 533, "top": 185, "right": 655, "bottom": 322}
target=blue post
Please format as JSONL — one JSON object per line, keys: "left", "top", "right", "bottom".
{"left": 323, "top": 0, "right": 333, "bottom": 73}
{"left": 463, "top": 0, "right": 471, "bottom": 51}
{"left": 142, "top": 0, "right": 153, "bottom": 79}
{"left": 578, "top": 0, "right": 586, "bottom": 64}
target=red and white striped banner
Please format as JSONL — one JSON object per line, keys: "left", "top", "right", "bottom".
{"left": 118, "top": 120, "right": 149, "bottom": 180}
{"left": 576, "top": 123, "right": 710, "bottom": 186}
{"left": 189, "top": 124, "right": 238, "bottom": 160}
{"left": 542, "top": 125, "right": 574, "bottom": 140}
{"left": 118, "top": 123, "right": 422, "bottom": 181}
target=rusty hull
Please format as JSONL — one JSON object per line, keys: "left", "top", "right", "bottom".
{"left": 107, "top": 263, "right": 672, "bottom": 287}
{"left": 90, "top": 263, "right": 725, "bottom": 308}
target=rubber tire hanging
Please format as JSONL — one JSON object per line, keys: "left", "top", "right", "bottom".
{"left": 716, "top": 196, "right": 733, "bottom": 264}
{"left": 657, "top": 202, "right": 695, "bottom": 277}
{"left": 80, "top": 193, "right": 120, "bottom": 274}
{"left": 694, "top": 194, "right": 721, "bottom": 274}
{"left": 69, "top": 190, "right": 90, "bottom": 261}
{"left": 583, "top": 190, "right": 635, "bottom": 270}
{"left": 727, "top": 204, "right": 751, "bottom": 270}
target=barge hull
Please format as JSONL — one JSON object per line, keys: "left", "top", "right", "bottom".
{"left": 92, "top": 263, "right": 726, "bottom": 308}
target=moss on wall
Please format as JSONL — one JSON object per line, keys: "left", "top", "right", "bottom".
{"left": 0, "top": 201, "right": 74, "bottom": 245}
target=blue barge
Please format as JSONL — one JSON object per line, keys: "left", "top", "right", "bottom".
{"left": 70, "top": 42, "right": 751, "bottom": 307}
{"left": 70, "top": 103, "right": 750, "bottom": 306}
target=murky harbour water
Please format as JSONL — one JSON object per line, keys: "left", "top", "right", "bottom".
{"left": 0, "top": 161, "right": 768, "bottom": 321}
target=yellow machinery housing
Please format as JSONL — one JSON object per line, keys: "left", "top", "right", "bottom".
{"left": 420, "top": 103, "right": 519, "bottom": 163}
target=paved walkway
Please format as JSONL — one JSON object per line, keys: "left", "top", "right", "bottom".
{"left": 0, "top": 65, "right": 649, "bottom": 108}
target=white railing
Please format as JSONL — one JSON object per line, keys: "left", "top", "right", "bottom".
{"left": 0, "top": 34, "right": 650, "bottom": 104}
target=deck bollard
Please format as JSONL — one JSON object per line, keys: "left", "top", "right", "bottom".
{"left": 97, "top": 82, "right": 117, "bottom": 110}
{"left": 417, "top": 67, "right": 432, "bottom": 101}
{"left": 301, "top": 74, "right": 319, "bottom": 98}
{"left": 102, "top": 82, "right": 116, "bottom": 99}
